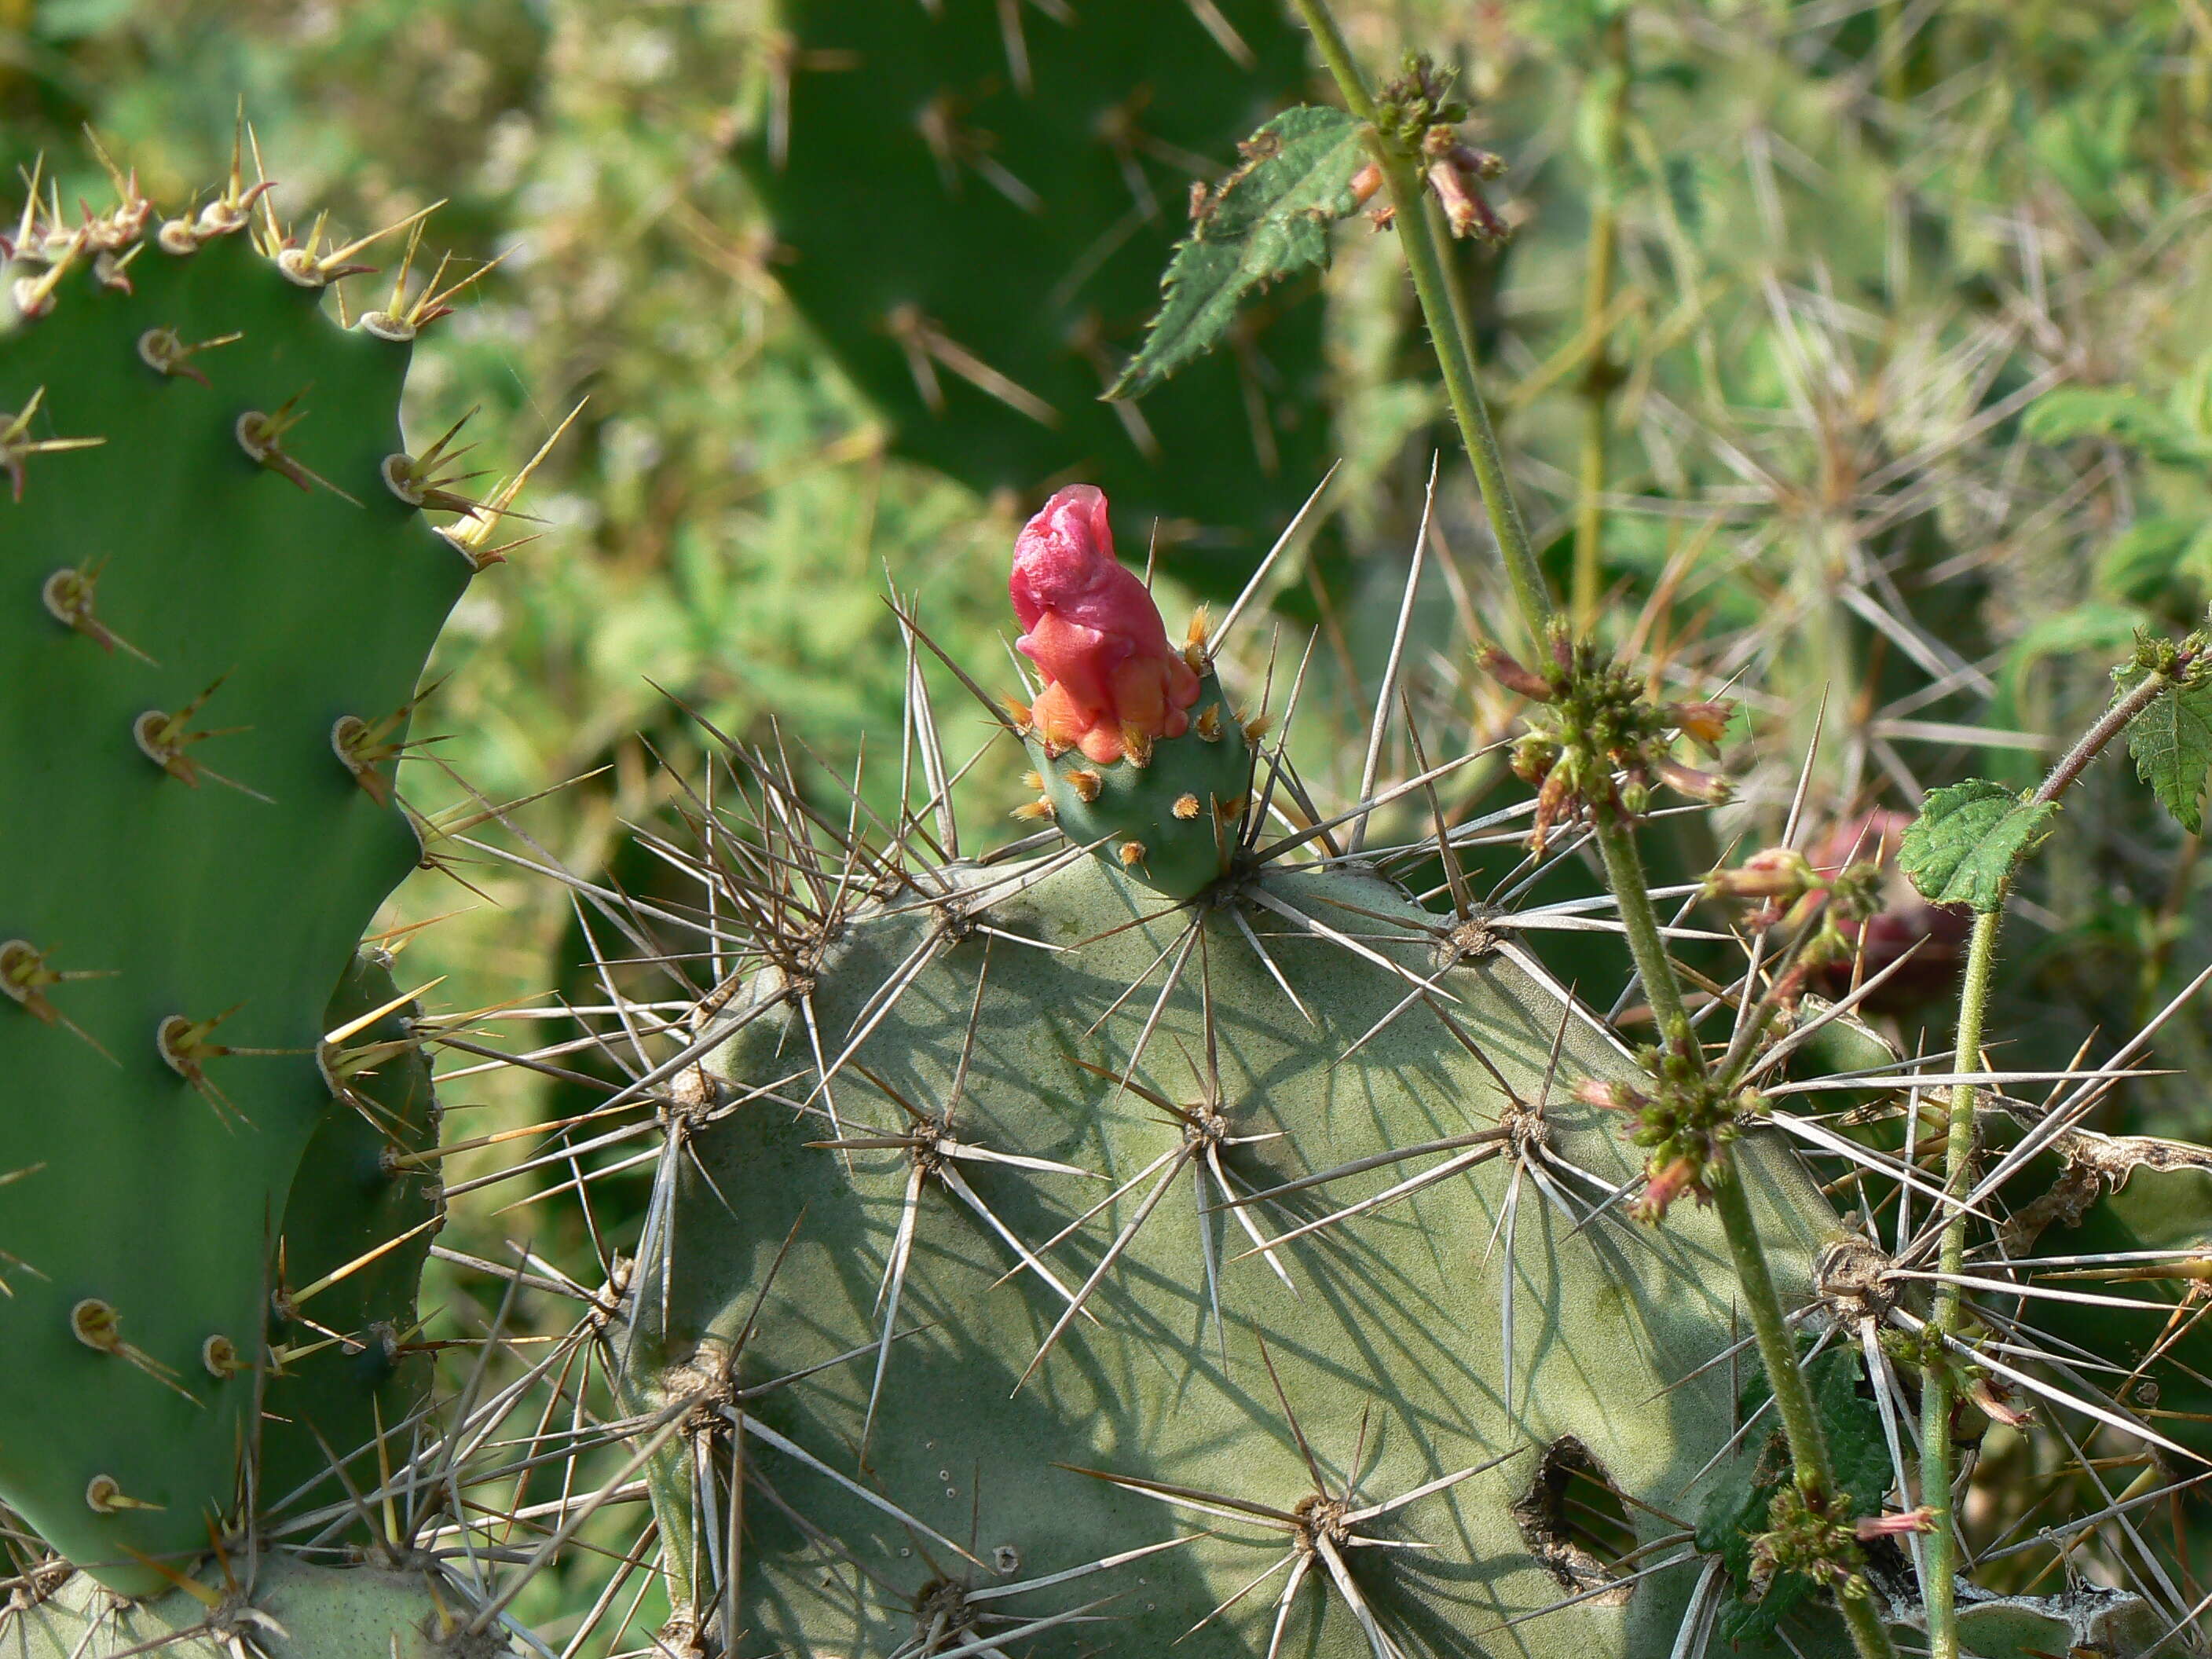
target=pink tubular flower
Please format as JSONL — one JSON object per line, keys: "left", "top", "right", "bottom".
{"left": 1010, "top": 485, "right": 1199, "bottom": 765}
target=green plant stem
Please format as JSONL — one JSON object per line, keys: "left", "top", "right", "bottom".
{"left": 1914, "top": 905, "right": 1995, "bottom": 1659}
{"left": 1287, "top": 10, "right": 1893, "bottom": 1653}
{"left": 1591, "top": 807, "right": 1690, "bottom": 1032}
{"left": 1712, "top": 1174, "right": 1903, "bottom": 1659}
{"left": 1572, "top": 22, "right": 1632, "bottom": 634}
{"left": 1879, "top": 0, "right": 1910, "bottom": 104}
{"left": 1914, "top": 658, "right": 2179, "bottom": 1659}
{"left": 1602, "top": 797, "right": 1899, "bottom": 1659}
{"left": 1287, "top": 0, "right": 1555, "bottom": 646}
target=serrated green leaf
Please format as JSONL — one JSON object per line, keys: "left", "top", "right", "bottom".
{"left": 1108, "top": 106, "right": 1368, "bottom": 400}
{"left": 1898, "top": 781, "right": 2058, "bottom": 912}
{"left": 2119, "top": 663, "right": 2212, "bottom": 834}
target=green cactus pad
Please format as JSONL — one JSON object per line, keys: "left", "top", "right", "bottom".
{"left": 1026, "top": 671, "right": 1257, "bottom": 900}
{"left": 1944, "top": 1587, "right": 2169, "bottom": 1659}
{"left": 258, "top": 951, "right": 445, "bottom": 1525}
{"left": 0, "top": 180, "right": 474, "bottom": 1591}
{"left": 1999, "top": 1126, "right": 2212, "bottom": 1461}
{"left": 617, "top": 850, "right": 1866, "bottom": 1657}
{"left": 740, "top": 0, "right": 1334, "bottom": 595}
{"left": 0, "top": 1555, "right": 518, "bottom": 1659}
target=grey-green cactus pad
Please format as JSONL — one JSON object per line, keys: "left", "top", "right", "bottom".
{"left": 620, "top": 852, "right": 1856, "bottom": 1656}
{"left": 0, "top": 1555, "right": 518, "bottom": 1659}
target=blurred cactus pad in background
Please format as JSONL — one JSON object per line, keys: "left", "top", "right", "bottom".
{"left": 6, "top": 0, "right": 2212, "bottom": 1656}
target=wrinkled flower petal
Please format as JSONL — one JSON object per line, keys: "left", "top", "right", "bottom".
{"left": 1011, "top": 485, "right": 1199, "bottom": 764}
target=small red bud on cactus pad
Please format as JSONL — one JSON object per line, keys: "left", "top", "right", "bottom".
{"left": 1012, "top": 485, "right": 1201, "bottom": 765}
{"left": 1009, "top": 485, "right": 1256, "bottom": 900}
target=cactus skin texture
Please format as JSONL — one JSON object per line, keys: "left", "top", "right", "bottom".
{"left": 0, "top": 170, "right": 474, "bottom": 1592}
{"left": 0, "top": 1555, "right": 511, "bottom": 1659}
{"left": 741, "top": 0, "right": 1332, "bottom": 595}
{"left": 258, "top": 951, "right": 445, "bottom": 1524}
{"left": 619, "top": 851, "right": 1859, "bottom": 1657}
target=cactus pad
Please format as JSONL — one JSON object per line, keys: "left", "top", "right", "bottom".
{"left": 0, "top": 1555, "right": 517, "bottom": 1659}
{"left": 616, "top": 848, "right": 1863, "bottom": 1656}
{"left": 0, "top": 163, "right": 481, "bottom": 1591}
{"left": 740, "top": 0, "right": 1334, "bottom": 595}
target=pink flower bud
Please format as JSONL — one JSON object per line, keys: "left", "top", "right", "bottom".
{"left": 1855, "top": 1507, "right": 1936, "bottom": 1541}
{"left": 1428, "top": 159, "right": 1511, "bottom": 241}
{"left": 1575, "top": 1078, "right": 1643, "bottom": 1111}
{"left": 1667, "top": 699, "right": 1734, "bottom": 751}
{"left": 1968, "top": 1376, "right": 2031, "bottom": 1427}
{"left": 1012, "top": 485, "right": 1202, "bottom": 765}
{"left": 1632, "top": 1155, "right": 1705, "bottom": 1223}
{"left": 1705, "top": 847, "right": 1815, "bottom": 903}
{"left": 1657, "top": 756, "right": 1732, "bottom": 804}
{"left": 1478, "top": 646, "right": 1555, "bottom": 702}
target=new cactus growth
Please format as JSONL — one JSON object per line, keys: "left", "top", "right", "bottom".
{"left": 1010, "top": 485, "right": 1255, "bottom": 899}
{"left": 0, "top": 151, "right": 498, "bottom": 1594}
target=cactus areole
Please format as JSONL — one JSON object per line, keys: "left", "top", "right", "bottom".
{"left": 1011, "top": 486, "right": 1256, "bottom": 900}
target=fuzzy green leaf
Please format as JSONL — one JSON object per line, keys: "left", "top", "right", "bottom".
{"left": 2119, "top": 664, "right": 2212, "bottom": 834}
{"left": 1898, "top": 781, "right": 2058, "bottom": 912}
{"left": 1108, "top": 105, "right": 1368, "bottom": 399}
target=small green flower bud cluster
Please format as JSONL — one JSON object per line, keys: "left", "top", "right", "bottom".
{"left": 1749, "top": 1483, "right": 1872, "bottom": 1605}
{"left": 1482, "top": 622, "right": 1732, "bottom": 850}
{"left": 1372, "top": 54, "right": 1513, "bottom": 242}
{"left": 1576, "top": 1018, "right": 1762, "bottom": 1221}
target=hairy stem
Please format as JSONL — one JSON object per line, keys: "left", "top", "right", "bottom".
{"left": 1914, "top": 905, "right": 1995, "bottom": 1658}
{"left": 1572, "top": 20, "right": 1632, "bottom": 633}
{"left": 1287, "top": 0, "right": 1555, "bottom": 645}
{"left": 1915, "top": 657, "right": 2179, "bottom": 1659}
{"left": 1591, "top": 808, "right": 1690, "bottom": 1034}
{"left": 1712, "top": 1174, "right": 1902, "bottom": 1659}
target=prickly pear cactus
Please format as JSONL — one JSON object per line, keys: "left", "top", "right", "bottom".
{"left": 0, "top": 154, "right": 494, "bottom": 1592}
{"left": 742, "top": 0, "right": 1334, "bottom": 593}
{"left": 623, "top": 844, "right": 1850, "bottom": 1656}
{"left": 258, "top": 951, "right": 445, "bottom": 1522}
{"left": 598, "top": 488, "right": 1876, "bottom": 1657}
